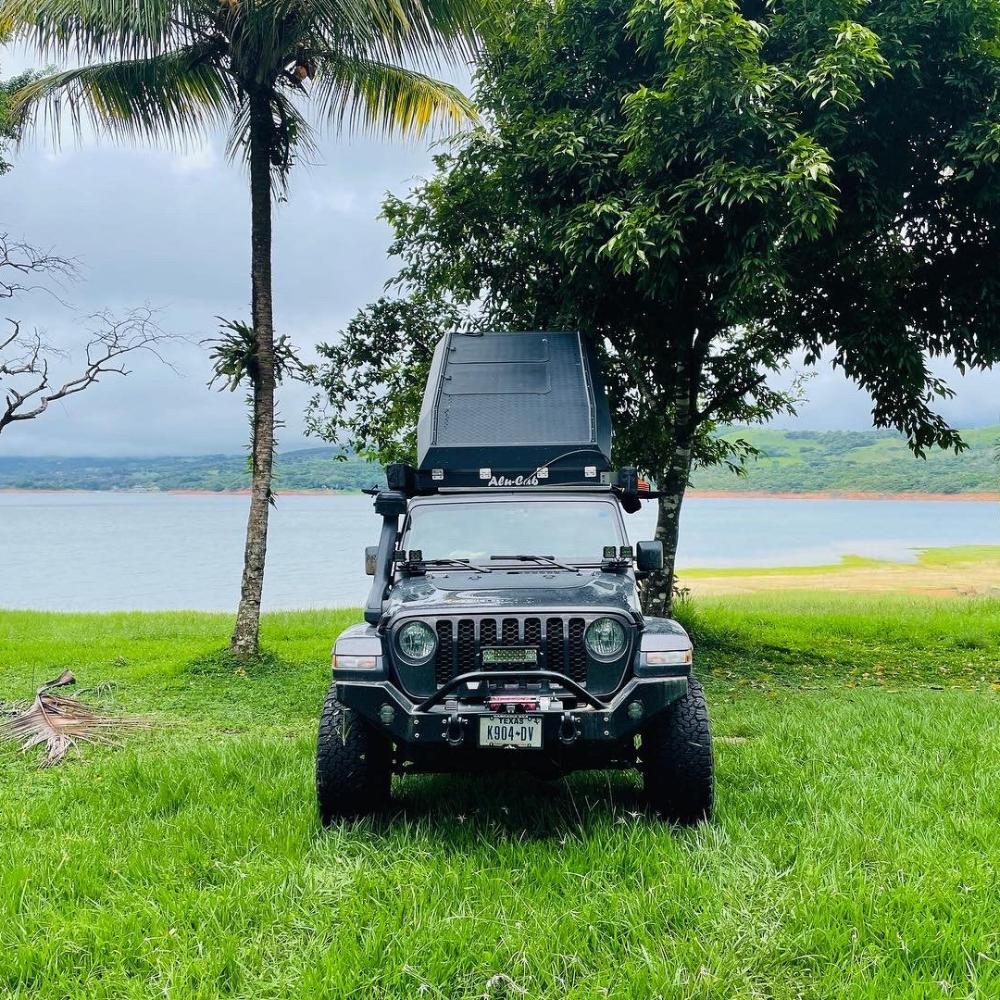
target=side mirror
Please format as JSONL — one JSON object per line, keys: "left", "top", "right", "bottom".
{"left": 635, "top": 540, "right": 664, "bottom": 574}
{"left": 365, "top": 546, "right": 378, "bottom": 576}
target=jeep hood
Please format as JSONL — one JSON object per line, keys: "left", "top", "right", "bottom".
{"left": 383, "top": 569, "right": 641, "bottom": 618}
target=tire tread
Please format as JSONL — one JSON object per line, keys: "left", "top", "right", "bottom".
{"left": 316, "top": 684, "right": 391, "bottom": 824}
{"left": 642, "top": 675, "right": 714, "bottom": 824}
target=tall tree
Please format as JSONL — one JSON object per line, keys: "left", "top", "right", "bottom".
{"left": 310, "top": 0, "right": 1000, "bottom": 615}
{"left": 2, "top": 0, "right": 487, "bottom": 654}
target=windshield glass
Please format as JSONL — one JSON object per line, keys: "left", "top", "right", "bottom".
{"left": 402, "top": 500, "right": 625, "bottom": 564}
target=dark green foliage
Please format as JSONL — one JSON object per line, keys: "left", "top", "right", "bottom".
{"left": 307, "top": 297, "right": 455, "bottom": 465}
{"left": 313, "top": 0, "right": 1000, "bottom": 464}
{"left": 0, "top": 65, "right": 35, "bottom": 175}
{"left": 206, "top": 318, "right": 313, "bottom": 395}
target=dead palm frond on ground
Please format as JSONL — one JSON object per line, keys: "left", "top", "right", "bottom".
{"left": 0, "top": 670, "right": 152, "bottom": 767}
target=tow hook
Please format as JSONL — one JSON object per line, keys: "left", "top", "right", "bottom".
{"left": 558, "top": 713, "right": 581, "bottom": 746}
{"left": 444, "top": 713, "right": 467, "bottom": 747}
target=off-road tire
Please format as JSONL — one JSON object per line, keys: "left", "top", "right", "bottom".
{"left": 316, "top": 684, "right": 392, "bottom": 825}
{"left": 641, "top": 675, "right": 714, "bottom": 824}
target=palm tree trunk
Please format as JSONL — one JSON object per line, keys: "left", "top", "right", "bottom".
{"left": 230, "top": 95, "right": 277, "bottom": 657}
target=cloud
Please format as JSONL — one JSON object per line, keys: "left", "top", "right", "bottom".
{"left": 172, "top": 146, "right": 219, "bottom": 175}
{"left": 0, "top": 122, "right": 438, "bottom": 456}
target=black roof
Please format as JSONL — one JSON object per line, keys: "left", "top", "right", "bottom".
{"left": 416, "top": 331, "right": 612, "bottom": 489}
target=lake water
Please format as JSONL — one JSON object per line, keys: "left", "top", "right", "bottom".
{"left": 0, "top": 492, "right": 997, "bottom": 612}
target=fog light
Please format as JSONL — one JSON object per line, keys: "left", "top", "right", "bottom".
{"left": 627, "top": 700, "right": 643, "bottom": 721}
{"left": 378, "top": 704, "right": 396, "bottom": 726}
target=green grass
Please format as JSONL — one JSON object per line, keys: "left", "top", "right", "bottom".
{"left": 914, "top": 544, "right": 1000, "bottom": 565}
{"left": 3, "top": 599, "right": 1000, "bottom": 999}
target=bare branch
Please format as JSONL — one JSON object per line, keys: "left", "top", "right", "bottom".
{"left": 0, "top": 233, "right": 77, "bottom": 302}
{"left": 0, "top": 307, "right": 177, "bottom": 437}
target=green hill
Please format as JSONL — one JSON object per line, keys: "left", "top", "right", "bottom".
{"left": 692, "top": 426, "right": 999, "bottom": 495}
{"left": 1, "top": 426, "right": 996, "bottom": 493}
{"left": 0, "top": 448, "right": 384, "bottom": 492}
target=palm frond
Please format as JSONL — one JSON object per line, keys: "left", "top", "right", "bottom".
{"left": 0, "top": 0, "right": 187, "bottom": 61}
{"left": 299, "top": 0, "right": 488, "bottom": 75}
{"left": 311, "top": 54, "right": 475, "bottom": 137}
{"left": 13, "top": 42, "right": 235, "bottom": 145}
{"left": 373, "top": 0, "right": 489, "bottom": 66}
{"left": 0, "top": 672, "right": 152, "bottom": 767}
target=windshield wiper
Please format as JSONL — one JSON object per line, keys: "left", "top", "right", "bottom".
{"left": 408, "top": 557, "right": 493, "bottom": 573}
{"left": 489, "top": 554, "right": 578, "bottom": 573}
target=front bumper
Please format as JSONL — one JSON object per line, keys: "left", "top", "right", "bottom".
{"left": 335, "top": 669, "right": 688, "bottom": 750}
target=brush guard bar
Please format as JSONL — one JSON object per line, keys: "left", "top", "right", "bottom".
{"left": 414, "top": 669, "right": 608, "bottom": 712}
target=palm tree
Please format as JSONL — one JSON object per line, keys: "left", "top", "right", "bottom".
{"left": 1, "top": 0, "right": 485, "bottom": 655}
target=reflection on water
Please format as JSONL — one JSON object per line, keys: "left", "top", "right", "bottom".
{"left": 0, "top": 492, "right": 996, "bottom": 612}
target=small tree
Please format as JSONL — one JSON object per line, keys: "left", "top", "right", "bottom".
{"left": 4, "top": 0, "right": 490, "bottom": 654}
{"left": 1, "top": 236, "right": 171, "bottom": 438}
{"left": 311, "top": 0, "right": 1000, "bottom": 615}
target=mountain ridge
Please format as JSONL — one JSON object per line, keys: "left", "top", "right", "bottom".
{"left": 1, "top": 426, "right": 996, "bottom": 494}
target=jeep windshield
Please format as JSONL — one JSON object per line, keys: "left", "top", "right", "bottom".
{"left": 402, "top": 499, "right": 625, "bottom": 566}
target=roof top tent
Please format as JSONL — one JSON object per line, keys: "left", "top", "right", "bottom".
{"left": 414, "top": 331, "right": 613, "bottom": 491}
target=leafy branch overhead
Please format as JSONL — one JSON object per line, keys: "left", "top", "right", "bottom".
{"left": 0, "top": 0, "right": 483, "bottom": 186}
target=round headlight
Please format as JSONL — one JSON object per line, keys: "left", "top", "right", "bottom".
{"left": 397, "top": 621, "right": 437, "bottom": 663}
{"left": 585, "top": 617, "right": 627, "bottom": 659}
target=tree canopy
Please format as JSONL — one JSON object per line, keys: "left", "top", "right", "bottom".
{"left": 310, "top": 0, "right": 1000, "bottom": 612}
{"left": 1, "top": 0, "right": 481, "bottom": 181}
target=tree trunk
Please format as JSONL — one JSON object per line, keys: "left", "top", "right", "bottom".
{"left": 641, "top": 394, "right": 695, "bottom": 619}
{"left": 230, "top": 96, "right": 276, "bottom": 657}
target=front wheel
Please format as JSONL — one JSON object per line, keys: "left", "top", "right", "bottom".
{"left": 641, "top": 675, "right": 714, "bottom": 824}
{"left": 316, "top": 684, "right": 392, "bottom": 825}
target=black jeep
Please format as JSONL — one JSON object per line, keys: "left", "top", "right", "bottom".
{"left": 316, "top": 331, "right": 713, "bottom": 824}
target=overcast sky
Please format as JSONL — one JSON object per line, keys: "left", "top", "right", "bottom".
{"left": 2, "top": 48, "right": 997, "bottom": 458}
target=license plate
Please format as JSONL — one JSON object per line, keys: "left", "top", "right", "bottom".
{"left": 482, "top": 647, "right": 537, "bottom": 666}
{"left": 479, "top": 714, "right": 543, "bottom": 749}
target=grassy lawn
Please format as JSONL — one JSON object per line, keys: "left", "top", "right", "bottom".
{"left": 3, "top": 597, "right": 1000, "bottom": 998}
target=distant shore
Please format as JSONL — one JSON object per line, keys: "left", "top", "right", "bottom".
{"left": 1, "top": 486, "right": 997, "bottom": 502}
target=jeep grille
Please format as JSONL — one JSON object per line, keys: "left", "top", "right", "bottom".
{"left": 395, "top": 614, "right": 632, "bottom": 699}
